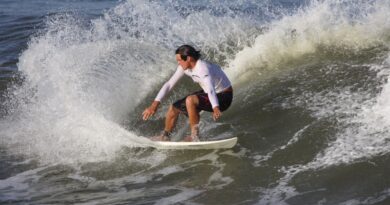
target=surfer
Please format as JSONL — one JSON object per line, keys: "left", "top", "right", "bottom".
{"left": 142, "top": 45, "right": 233, "bottom": 142}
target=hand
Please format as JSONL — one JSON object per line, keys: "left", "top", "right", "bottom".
{"left": 142, "top": 107, "right": 155, "bottom": 120}
{"left": 142, "top": 101, "right": 160, "bottom": 121}
{"left": 212, "top": 107, "right": 222, "bottom": 121}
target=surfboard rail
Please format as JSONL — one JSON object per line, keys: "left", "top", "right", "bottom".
{"left": 150, "top": 137, "right": 238, "bottom": 150}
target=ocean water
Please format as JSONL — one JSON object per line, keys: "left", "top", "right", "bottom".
{"left": 1, "top": 0, "right": 390, "bottom": 204}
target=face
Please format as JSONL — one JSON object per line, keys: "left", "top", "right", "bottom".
{"left": 176, "top": 54, "right": 191, "bottom": 70}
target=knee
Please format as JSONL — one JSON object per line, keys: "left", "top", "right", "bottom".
{"left": 185, "top": 95, "right": 198, "bottom": 106}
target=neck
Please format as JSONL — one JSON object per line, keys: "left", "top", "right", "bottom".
{"left": 188, "top": 59, "right": 198, "bottom": 69}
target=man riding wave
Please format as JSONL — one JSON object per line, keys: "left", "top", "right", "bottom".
{"left": 142, "top": 45, "right": 233, "bottom": 142}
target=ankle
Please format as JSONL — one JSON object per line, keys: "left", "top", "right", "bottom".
{"left": 162, "top": 130, "right": 172, "bottom": 139}
{"left": 190, "top": 124, "right": 200, "bottom": 138}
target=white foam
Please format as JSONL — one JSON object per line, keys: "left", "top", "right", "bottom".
{"left": 250, "top": 1, "right": 390, "bottom": 203}
{"left": 0, "top": 0, "right": 262, "bottom": 165}
{"left": 154, "top": 187, "right": 203, "bottom": 205}
{"left": 339, "top": 187, "right": 390, "bottom": 205}
{"left": 309, "top": 60, "right": 390, "bottom": 168}
{"left": 226, "top": 0, "right": 390, "bottom": 84}
{"left": 0, "top": 167, "right": 47, "bottom": 201}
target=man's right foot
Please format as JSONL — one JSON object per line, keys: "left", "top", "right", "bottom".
{"left": 182, "top": 124, "right": 200, "bottom": 142}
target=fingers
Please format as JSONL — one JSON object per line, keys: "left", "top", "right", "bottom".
{"left": 212, "top": 107, "right": 222, "bottom": 121}
{"left": 142, "top": 110, "right": 147, "bottom": 120}
{"left": 143, "top": 112, "right": 151, "bottom": 121}
{"left": 142, "top": 112, "right": 149, "bottom": 121}
{"left": 213, "top": 112, "right": 222, "bottom": 121}
{"left": 142, "top": 108, "right": 154, "bottom": 121}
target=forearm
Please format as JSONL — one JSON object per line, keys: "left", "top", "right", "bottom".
{"left": 155, "top": 83, "right": 170, "bottom": 102}
{"left": 150, "top": 101, "right": 160, "bottom": 110}
{"left": 206, "top": 88, "right": 219, "bottom": 108}
{"left": 155, "top": 67, "right": 184, "bottom": 101}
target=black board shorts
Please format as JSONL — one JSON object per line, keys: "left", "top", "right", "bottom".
{"left": 173, "top": 90, "right": 233, "bottom": 116}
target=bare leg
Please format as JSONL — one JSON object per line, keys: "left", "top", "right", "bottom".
{"left": 150, "top": 105, "right": 180, "bottom": 141}
{"left": 165, "top": 105, "right": 180, "bottom": 132}
{"left": 184, "top": 95, "right": 200, "bottom": 141}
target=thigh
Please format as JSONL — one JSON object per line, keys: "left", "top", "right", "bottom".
{"left": 196, "top": 92, "right": 213, "bottom": 112}
{"left": 196, "top": 91, "right": 233, "bottom": 112}
{"left": 172, "top": 90, "right": 206, "bottom": 116}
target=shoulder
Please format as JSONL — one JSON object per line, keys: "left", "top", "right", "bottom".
{"left": 199, "top": 60, "right": 222, "bottom": 73}
{"left": 202, "top": 59, "right": 221, "bottom": 67}
{"left": 175, "top": 65, "right": 184, "bottom": 73}
{"left": 172, "top": 66, "right": 185, "bottom": 77}
{"left": 194, "top": 60, "right": 209, "bottom": 74}
{"left": 197, "top": 60, "right": 214, "bottom": 70}
{"left": 199, "top": 59, "right": 212, "bottom": 66}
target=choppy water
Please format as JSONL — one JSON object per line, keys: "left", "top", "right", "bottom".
{"left": 1, "top": 0, "right": 390, "bottom": 204}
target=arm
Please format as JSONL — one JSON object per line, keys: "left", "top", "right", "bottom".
{"left": 142, "top": 67, "right": 184, "bottom": 120}
{"left": 199, "top": 68, "right": 222, "bottom": 121}
{"left": 154, "top": 67, "right": 184, "bottom": 102}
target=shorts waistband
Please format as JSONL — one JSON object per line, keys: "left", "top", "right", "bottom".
{"left": 221, "top": 86, "right": 233, "bottom": 93}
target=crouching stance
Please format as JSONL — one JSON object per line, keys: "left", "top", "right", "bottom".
{"left": 142, "top": 45, "right": 233, "bottom": 141}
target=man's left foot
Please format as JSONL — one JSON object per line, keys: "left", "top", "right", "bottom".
{"left": 150, "top": 130, "right": 171, "bottom": 141}
{"left": 150, "top": 135, "right": 170, "bottom": 141}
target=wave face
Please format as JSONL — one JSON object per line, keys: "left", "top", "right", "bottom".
{"left": 1, "top": 0, "right": 276, "bottom": 164}
{"left": 1, "top": 0, "right": 390, "bottom": 204}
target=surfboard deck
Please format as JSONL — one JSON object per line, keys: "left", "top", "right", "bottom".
{"left": 150, "top": 137, "right": 238, "bottom": 150}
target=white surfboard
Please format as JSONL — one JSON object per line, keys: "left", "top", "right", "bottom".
{"left": 150, "top": 137, "right": 238, "bottom": 150}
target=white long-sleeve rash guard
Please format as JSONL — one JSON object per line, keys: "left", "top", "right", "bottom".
{"left": 155, "top": 59, "right": 231, "bottom": 109}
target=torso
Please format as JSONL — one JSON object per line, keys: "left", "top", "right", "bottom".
{"left": 182, "top": 60, "right": 231, "bottom": 93}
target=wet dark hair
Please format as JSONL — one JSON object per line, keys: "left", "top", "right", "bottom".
{"left": 175, "top": 45, "right": 201, "bottom": 61}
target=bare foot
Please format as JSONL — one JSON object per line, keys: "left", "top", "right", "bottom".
{"left": 182, "top": 135, "right": 200, "bottom": 142}
{"left": 150, "top": 135, "right": 170, "bottom": 141}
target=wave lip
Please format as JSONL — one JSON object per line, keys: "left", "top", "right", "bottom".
{"left": 227, "top": 0, "right": 390, "bottom": 83}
